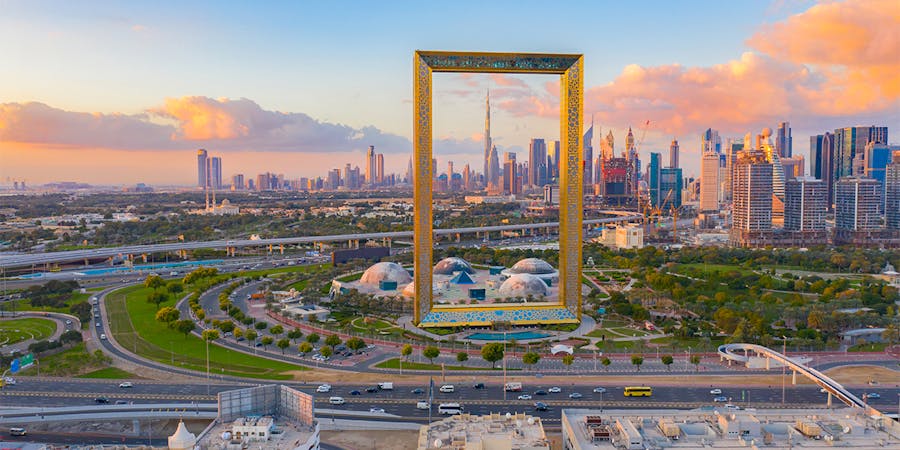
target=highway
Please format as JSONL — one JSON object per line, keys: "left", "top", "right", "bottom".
{"left": 0, "top": 215, "right": 642, "bottom": 269}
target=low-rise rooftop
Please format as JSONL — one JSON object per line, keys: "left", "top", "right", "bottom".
{"left": 418, "top": 412, "right": 550, "bottom": 450}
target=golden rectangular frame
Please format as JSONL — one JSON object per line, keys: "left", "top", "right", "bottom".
{"left": 413, "top": 50, "right": 583, "bottom": 325}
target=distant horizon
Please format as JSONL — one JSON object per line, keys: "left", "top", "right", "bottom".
{"left": 2, "top": 0, "right": 898, "bottom": 184}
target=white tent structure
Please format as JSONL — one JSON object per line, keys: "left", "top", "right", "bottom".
{"left": 550, "top": 344, "right": 574, "bottom": 355}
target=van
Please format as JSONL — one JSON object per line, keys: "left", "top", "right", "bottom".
{"left": 328, "top": 396, "right": 346, "bottom": 405}
{"left": 439, "top": 385, "right": 454, "bottom": 393}
{"left": 9, "top": 427, "right": 26, "bottom": 436}
{"left": 378, "top": 382, "right": 394, "bottom": 390}
{"left": 416, "top": 401, "right": 430, "bottom": 410}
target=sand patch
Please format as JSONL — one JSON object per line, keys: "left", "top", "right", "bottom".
{"left": 321, "top": 430, "right": 419, "bottom": 450}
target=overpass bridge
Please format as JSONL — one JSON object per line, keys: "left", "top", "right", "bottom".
{"left": 718, "top": 343, "right": 875, "bottom": 412}
{"left": 0, "top": 215, "right": 642, "bottom": 269}
{"left": 0, "top": 403, "right": 218, "bottom": 425}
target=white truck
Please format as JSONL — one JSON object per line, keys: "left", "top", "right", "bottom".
{"left": 378, "top": 382, "right": 394, "bottom": 390}
{"left": 504, "top": 382, "right": 523, "bottom": 392}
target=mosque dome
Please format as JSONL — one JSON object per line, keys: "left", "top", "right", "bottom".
{"left": 360, "top": 262, "right": 412, "bottom": 286}
{"left": 498, "top": 273, "right": 549, "bottom": 298}
{"left": 433, "top": 257, "right": 475, "bottom": 275}
{"left": 507, "top": 258, "right": 556, "bottom": 275}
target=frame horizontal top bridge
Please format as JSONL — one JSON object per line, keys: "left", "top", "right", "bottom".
{"left": 416, "top": 50, "right": 582, "bottom": 74}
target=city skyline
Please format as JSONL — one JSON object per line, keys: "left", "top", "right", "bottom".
{"left": 1, "top": 0, "right": 899, "bottom": 185}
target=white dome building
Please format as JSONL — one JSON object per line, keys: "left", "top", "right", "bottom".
{"left": 498, "top": 273, "right": 549, "bottom": 298}
{"left": 359, "top": 262, "right": 412, "bottom": 286}
{"left": 500, "top": 258, "right": 559, "bottom": 284}
{"left": 433, "top": 257, "right": 475, "bottom": 275}
{"left": 167, "top": 420, "right": 197, "bottom": 450}
{"left": 401, "top": 281, "right": 416, "bottom": 298}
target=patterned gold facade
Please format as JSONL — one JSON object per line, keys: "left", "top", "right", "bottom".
{"left": 413, "top": 51, "right": 583, "bottom": 326}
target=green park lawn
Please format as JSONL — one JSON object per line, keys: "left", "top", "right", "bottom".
{"left": 0, "top": 317, "right": 57, "bottom": 345}
{"left": 374, "top": 358, "right": 503, "bottom": 371}
{"left": 105, "top": 284, "right": 304, "bottom": 379}
{"left": 18, "top": 343, "right": 112, "bottom": 377}
{"left": 77, "top": 366, "right": 141, "bottom": 379}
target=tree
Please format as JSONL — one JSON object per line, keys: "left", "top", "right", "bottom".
{"left": 287, "top": 328, "right": 303, "bottom": 342}
{"left": 631, "top": 355, "right": 644, "bottom": 372}
{"left": 260, "top": 336, "right": 274, "bottom": 350}
{"left": 147, "top": 291, "right": 169, "bottom": 310}
{"left": 233, "top": 327, "right": 243, "bottom": 341}
{"left": 167, "top": 283, "right": 184, "bottom": 295}
{"left": 155, "top": 306, "right": 180, "bottom": 326}
{"left": 270, "top": 325, "right": 284, "bottom": 336}
{"left": 217, "top": 320, "right": 235, "bottom": 334}
{"left": 690, "top": 354, "right": 701, "bottom": 372}
{"left": 481, "top": 343, "right": 504, "bottom": 369}
{"left": 401, "top": 344, "right": 413, "bottom": 361}
{"left": 661, "top": 355, "right": 674, "bottom": 371}
{"left": 601, "top": 356, "right": 611, "bottom": 371}
{"left": 423, "top": 345, "right": 440, "bottom": 364}
{"left": 346, "top": 337, "right": 366, "bottom": 351}
{"left": 456, "top": 352, "right": 469, "bottom": 365}
{"left": 201, "top": 329, "right": 219, "bottom": 342}
{"left": 562, "top": 354, "right": 575, "bottom": 368}
{"left": 276, "top": 338, "right": 290, "bottom": 354}
{"left": 325, "top": 334, "right": 342, "bottom": 347}
{"left": 245, "top": 328, "right": 258, "bottom": 344}
{"left": 174, "top": 319, "right": 195, "bottom": 338}
{"left": 522, "top": 352, "right": 541, "bottom": 370}
{"left": 299, "top": 342, "right": 313, "bottom": 354}
{"left": 320, "top": 345, "right": 333, "bottom": 359}
{"left": 254, "top": 321, "right": 268, "bottom": 330}
{"left": 306, "top": 333, "right": 320, "bottom": 344}
{"left": 144, "top": 274, "right": 164, "bottom": 291}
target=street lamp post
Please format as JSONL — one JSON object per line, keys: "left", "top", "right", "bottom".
{"left": 781, "top": 335, "right": 787, "bottom": 405}
{"left": 503, "top": 331, "right": 507, "bottom": 402}
{"left": 206, "top": 338, "right": 210, "bottom": 396}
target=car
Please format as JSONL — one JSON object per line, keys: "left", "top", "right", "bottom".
{"left": 569, "top": 392, "right": 583, "bottom": 399}
{"left": 115, "top": 400, "right": 130, "bottom": 405}
{"left": 592, "top": 387, "right": 607, "bottom": 394}
{"left": 349, "top": 390, "right": 361, "bottom": 396}
{"left": 95, "top": 396, "right": 110, "bottom": 404}
{"left": 724, "top": 404, "right": 740, "bottom": 410}
{"left": 99, "top": 334, "right": 107, "bottom": 340}
{"left": 439, "top": 385, "right": 454, "bottom": 393}
{"left": 328, "top": 396, "right": 345, "bottom": 405}
{"left": 865, "top": 393, "right": 881, "bottom": 399}
{"left": 8, "top": 427, "right": 26, "bottom": 436}
{"left": 710, "top": 389, "right": 722, "bottom": 395}
{"left": 118, "top": 382, "right": 133, "bottom": 388}
{"left": 316, "top": 384, "right": 331, "bottom": 393}
{"left": 713, "top": 396, "right": 728, "bottom": 402}
{"left": 65, "top": 319, "right": 72, "bottom": 325}
{"left": 416, "top": 401, "right": 431, "bottom": 410}
{"left": 411, "top": 388, "right": 425, "bottom": 395}
{"left": 517, "top": 394, "right": 533, "bottom": 400}
{"left": 819, "top": 388, "right": 827, "bottom": 393}
{"left": 367, "top": 344, "right": 376, "bottom": 349}
{"left": 95, "top": 322, "right": 101, "bottom": 327}
{"left": 533, "top": 390, "right": 547, "bottom": 396}
{"left": 365, "top": 386, "right": 379, "bottom": 393}
{"left": 236, "top": 337, "right": 245, "bottom": 342}
{"left": 534, "top": 402, "right": 549, "bottom": 411}
{"left": 473, "top": 383, "right": 485, "bottom": 389}
{"left": 3, "top": 377, "right": 16, "bottom": 385}
{"left": 255, "top": 342, "right": 263, "bottom": 347}
{"left": 369, "top": 407, "right": 385, "bottom": 413}
{"left": 548, "top": 387, "right": 561, "bottom": 394}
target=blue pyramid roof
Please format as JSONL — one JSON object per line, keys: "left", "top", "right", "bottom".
{"left": 449, "top": 271, "right": 476, "bottom": 284}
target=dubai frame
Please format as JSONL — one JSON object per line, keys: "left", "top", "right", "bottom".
{"left": 413, "top": 51, "right": 584, "bottom": 328}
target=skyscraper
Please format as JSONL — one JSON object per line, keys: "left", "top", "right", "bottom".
{"left": 232, "top": 174, "right": 244, "bottom": 190}
{"left": 700, "top": 152, "right": 720, "bottom": 212}
{"left": 649, "top": 152, "right": 661, "bottom": 207}
{"left": 834, "top": 176, "right": 881, "bottom": 244}
{"left": 197, "top": 149, "right": 208, "bottom": 188}
{"left": 503, "top": 152, "right": 519, "bottom": 195}
{"left": 548, "top": 140, "right": 560, "bottom": 180}
{"left": 583, "top": 122, "right": 593, "bottom": 188}
{"left": 528, "top": 138, "right": 547, "bottom": 187}
{"left": 487, "top": 145, "right": 500, "bottom": 190}
{"left": 365, "top": 145, "right": 376, "bottom": 186}
{"left": 659, "top": 167, "right": 683, "bottom": 209}
{"left": 669, "top": 138, "right": 679, "bottom": 168}
{"left": 833, "top": 126, "right": 889, "bottom": 181}
{"left": 885, "top": 151, "right": 900, "bottom": 231}
{"left": 811, "top": 132, "right": 835, "bottom": 208}
{"left": 702, "top": 128, "right": 721, "bottom": 154}
{"left": 210, "top": 156, "right": 222, "bottom": 189}
{"left": 483, "top": 91, "right": 492, "bottom": 187}
{"left": 776, "top": 122, "right": 792, "bottom": 158}
{"left": 731, "top": 150, "right": 773, "bottom": 247}
{"left": 784, "top": 177, "right": 826, "bottom": 232}
{"left": 376, "top": 153, "right": 385, "bottom": 184}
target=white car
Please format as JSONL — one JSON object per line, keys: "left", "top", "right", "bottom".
{"left": 2, "top": 377, "right": 16, "bottom": 385}
{"left": 416, "top": 401, "right": 431, "bottom": 410}
{"left": 592, "top": 387, "right": 607, "bottom": 394}
{"left": 99, "top": 334, "right": 107, "bottom": 340}
{"left": 316, "top": 384, "right": 332, "bottom": 393}
{"left": 369, "top": 407, "right": 385, "bottom": 413}
{"left": 439, "top": 385, "right": 455, "bottom": 393}
{"left": 710, "top": 389, "right": 722, "bottom": 395}
{"left": 118, "top": 382, "right": 133, "bottom": 388}
{"left": 328, "top": 396, "right": 345, "bottom": 405}
{"left": 548, "top": 387, "right": 562, "bottom": 393}
{"left": 517, "top": 394, "right": 533, "bottom": 400}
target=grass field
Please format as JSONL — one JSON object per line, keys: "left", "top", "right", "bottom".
{"left": 105, "top": 284, "right": 303, "bottom": 380}
{"left": 18, "top": 343, "right": 111, "bottom": 377}
{"left": 671, "top": 263, "right": 757, "bottom": 277}
{"left": 374, "top": 358, "right": 504, "bottom": 371}
{"left": 0, "top": 317, "right": 57, "bottom": 345}
{"left": 77, "top": 367, "right": 141, "bottom": 379}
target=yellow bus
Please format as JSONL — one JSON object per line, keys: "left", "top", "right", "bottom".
{"left": 624, "top": 386, "right": 652, "bottom": 397}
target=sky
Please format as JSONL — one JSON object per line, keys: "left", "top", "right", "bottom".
{"left": 1, "top": 0, "right": 898, "bottom": 185}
